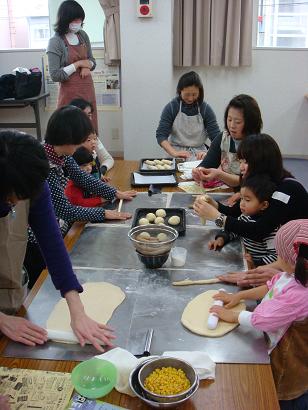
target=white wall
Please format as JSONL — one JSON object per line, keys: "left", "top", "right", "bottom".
{"left": 0, "top": 49, "right": 123, "bottom": 155}
{"left": 177, "top": 49, "right": 308, "bottom": 157}
{"left": 120, "top": 0, "right": 173, "bottom": 159}
{"left": 120, "top": 0, "right": 308, "bottom": 159}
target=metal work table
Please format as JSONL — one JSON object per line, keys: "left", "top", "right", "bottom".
{"left": 0, "top": 92, "right": 49, "bottom": 141}
{"left": 0, "top": 160, "right": 279, "bottom": 410}
{"left": 4, "top": 193, "right": 268, "bottom": 365}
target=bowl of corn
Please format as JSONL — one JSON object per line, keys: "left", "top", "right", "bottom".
{"left": 138, "top": 357, "right": 198, "bottom": 404}
{"left": 129, "top": 357, "right": 199, "bottom": 408}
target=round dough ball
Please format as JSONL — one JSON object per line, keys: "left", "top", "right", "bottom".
{"left": 139, "top": 231, "right": 151, "bottom": 239}
{"left": 157, "top": 233, "right": 168, "bottom": 242}
{"left": 153, "top": 159, "right": 161, "bottom": 164}
{"left": 145, "top": 160, "right": 155, "bottom": 165}
{"left": 136, "top": 232, "right": 152, "bottom": 241}
{"left": 163, "top": 164, "right": 172, "bottom": 170}
{"left": 156, "top": 165, "right": 164, "bottom": 170}
{"left": 148, "top": 165, "right": 158, "bottom": 170}
{"left": 154, "top": 216, "right": 165, "bottom": 224}
{"left": 168, "top": 215, "right": 180, "bottom": 226}
{"left": 139, "top": 218, "right": 149, "bottom": 225}
{"left": 155, "top": 209, "right": 166, "bottom": 218}
{"left": 146, "top": 212, "right": 156, "bottom": 222}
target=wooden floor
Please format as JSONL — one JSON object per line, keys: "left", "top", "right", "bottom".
{"left": 0, "top": 160, "right": 280, "bottom": 410}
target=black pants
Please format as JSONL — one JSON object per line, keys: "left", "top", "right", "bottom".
{"left": 24, "top": 242, "right": 46, "bottom": 289}
{"left": 280, "top": 391, "right": 308, "bottom": 410}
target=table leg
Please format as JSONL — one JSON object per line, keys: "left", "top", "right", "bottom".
{"left": 31, "top": 101, "right": 42, "bottom": 141}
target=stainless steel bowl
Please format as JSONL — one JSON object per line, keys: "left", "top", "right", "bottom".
{"left": 128, "top": 225, "right": 178, "bottom": 256}
{"left": 129, "top": 358, "right": 199, "bottom": 409}
{"left": 138, "top": 357, "right": 198, "bottom": 404}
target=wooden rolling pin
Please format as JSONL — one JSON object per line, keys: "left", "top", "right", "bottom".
{"left": 172, "top": 278, "right": 221, "bottom": 286}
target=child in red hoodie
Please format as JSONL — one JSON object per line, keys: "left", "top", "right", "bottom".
{"left": 65, "top": 147, "right": 104, "bottom": 207}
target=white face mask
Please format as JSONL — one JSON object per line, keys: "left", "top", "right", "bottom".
{"left": 69, "top": 22, "right": 82, "bottom": 33}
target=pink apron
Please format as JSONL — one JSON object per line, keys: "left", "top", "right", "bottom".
{"left": 57, "top": 35, "right": 98, "bottom": 132}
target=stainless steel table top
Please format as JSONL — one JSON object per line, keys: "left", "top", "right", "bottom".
{"left": 4, "top": 192, "right": 269, "bottom": 364}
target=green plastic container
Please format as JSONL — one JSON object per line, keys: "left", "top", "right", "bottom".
{"left": 71, "top": 358, "right": 117, "bottom": 399}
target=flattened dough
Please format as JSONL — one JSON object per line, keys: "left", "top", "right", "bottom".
{"left": 47, "top": 282, "right": 125, "bottom": 342}
{"left": 181, "top": 290, "right": 245, "bottom": 337}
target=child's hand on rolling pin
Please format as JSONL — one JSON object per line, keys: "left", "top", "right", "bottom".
{"left": 209, "top": 305, "right": 239, "bottom": 323}
{"left": 213, "top": 290, "right": 241, "bottom": 308}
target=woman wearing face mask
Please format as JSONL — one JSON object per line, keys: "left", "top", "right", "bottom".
{"left": 192, "top": 94, "right": 262, "bottom": 187}
{"left": 47, "top": 0, "right": 98, "bottom": 131}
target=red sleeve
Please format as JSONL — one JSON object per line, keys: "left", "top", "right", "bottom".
{"left": 65, "top": 181, "right": 102, "bottom": 207}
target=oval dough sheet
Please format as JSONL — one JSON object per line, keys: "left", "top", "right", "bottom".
{"left": 47, "top": 282, "right": 125, "bottom": 343}
{"left": 181, "top": 290, "right": 245, "bottom": 337}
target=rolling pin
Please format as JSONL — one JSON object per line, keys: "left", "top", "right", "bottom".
{"left": 207, "top": 288, "right": 226, "bottom": 330}
{"left": 47, "top": 329, "right": 81, "bottom": 344}
{"left": 172, "top": 278, "right": 221, "bottom": 286}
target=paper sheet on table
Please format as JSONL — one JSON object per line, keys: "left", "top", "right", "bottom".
{"left": 177, "top": 160, "right": 202, "bottom": 171}
{"left": 0, "top": 367, "right": 73, "bottom": 410}
{"left": 178, "top": 181, "right": 229, "bottom": 194}
{"left": 133, "top": 172, "right": 176, "bottom": 185}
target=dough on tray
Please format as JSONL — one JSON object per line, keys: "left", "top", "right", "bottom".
{"left": 168, "top": 215, "right": 180, "bottom": 225}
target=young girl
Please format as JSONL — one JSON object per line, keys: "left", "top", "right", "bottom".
{"left": 70, "top": 98, "right": 114, "bottom": 178}
{"left": 210, "top": 219, "right": 308, "bottom": 407}
{"left": 192, "top": 94, "right": 263, "bottom": 187}
{"left": 65, "top": 146, "right": 104, "bottom": 207}
{"left": 208, "top": 174, "right": 278, "bottom": 267}
{"left": 156, "top": 71, "right": 220, "bottom": 160}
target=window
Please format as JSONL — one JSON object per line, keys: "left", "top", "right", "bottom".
{"left": 0, "top": 0, "right": 105, "bottom": 50}
{"left": 257, "top": 0, "right": 308, "bottom": 48}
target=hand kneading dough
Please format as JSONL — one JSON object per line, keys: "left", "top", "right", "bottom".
{"left": 47, "top": 282, "right": 125, "bottom": 343}
{"left": 181, "top": 290, "right": 245, "bottom": 337}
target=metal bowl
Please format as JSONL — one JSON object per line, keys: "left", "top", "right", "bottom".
{"left": 138, "top": 357, "right": 198, "bottom": 403}
{"left": 128, "top": 225, "right": 178, "bottom": 256}
{"left": 129, "top": 358, "right": 199, "bottom": 409}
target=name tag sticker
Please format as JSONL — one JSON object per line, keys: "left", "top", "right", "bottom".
{"left": 272, "top": 191, "right": 290, "bottom": 204}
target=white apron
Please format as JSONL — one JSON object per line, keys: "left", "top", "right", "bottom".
{"left": 170, "top": 101, "right": 208, "bottom": 158}
{"left": 220, "top": 131, "right": 241, "bottom": 175}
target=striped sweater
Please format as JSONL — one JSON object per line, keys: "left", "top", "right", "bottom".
{"left": 216, "top": 214, "right": 278, "bottom": 266}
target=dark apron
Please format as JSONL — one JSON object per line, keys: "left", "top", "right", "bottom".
{"left": 270, "top": 318, "right": 308, "bottom": 400}
{"left": 0, "top": 201, "right": 29, "bottom": 314}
